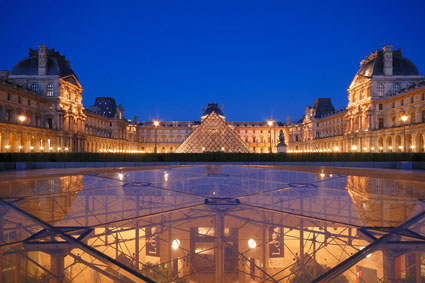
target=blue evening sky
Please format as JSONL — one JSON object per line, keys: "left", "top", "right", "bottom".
{"left": 1, "top": 0, "right": 425, "bottom": 122}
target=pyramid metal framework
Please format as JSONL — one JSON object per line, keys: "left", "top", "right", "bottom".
{"left": 175, "top": 111, "right": 252, "bottom": 153}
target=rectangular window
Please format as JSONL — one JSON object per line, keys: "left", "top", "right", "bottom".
{"left": 411, "top": 96, "right": 414, "bottom": 103}
{"left": 401, "top": 99, "right": 404, "bottom": 106}
{"left": 392, "top": 102, "right": 395, "bottom": 108}
{"left": 28, "top": 99, "right": 31, "bottom": 106}
{"left": 422, "top": 111, "right": 425, "bottom": 123}
{"left": 7, "top": 93, "right": 11, "bottom": 100}
{"left": 47, "top": 117, "right": 53, "bottom": 129}
{"left": 18, "top": 96, "right": 21, "bottom": 104}
{"left": 378, "top": 118, "right": 384, "bottom": 129}
{"left": 392, "top": 116, "right": 395, "bottom": 126}
{"left": 5, "top": 110, "right": 11, "bottom": 122}
{"left": 378, "top": 104, "right": 383, "bottom": 110}
{"left": 316, "top": 131, "right": 320, "bottom": 138}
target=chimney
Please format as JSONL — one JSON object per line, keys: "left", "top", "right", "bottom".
{"left": 38, "top": 44, "right": 47, "bottom": 76}
{"left": 383, "top": 45, "right": 393, "bottom": 76}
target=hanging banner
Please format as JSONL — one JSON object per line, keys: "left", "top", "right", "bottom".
{"left": 146, "top": 226, "right": 160, "bottom": 264}
{"left": 269, "top": 226, "right": 284, "bottom": 268}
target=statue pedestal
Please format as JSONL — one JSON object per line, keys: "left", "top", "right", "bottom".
{"left": 277, "top": 143, "right": 287, "bottom": 153}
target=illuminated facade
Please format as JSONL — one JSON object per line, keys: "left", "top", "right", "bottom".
{"left": 1, "top": 44, "right": 424, "bottom": 154}
{"left": 288, "top": 45, "right": 425, "bottom": 153}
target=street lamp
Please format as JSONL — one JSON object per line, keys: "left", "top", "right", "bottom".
{"left": 154, "top": 119, "right": 159, "bottom": 153}
{"left": 401, "top": 115, "right": 408, "bottom": 152}
{"left": 18, "top": 115, "right": 26, "bottom": 152}
{"left": 267, "top": 119, "right": 273, "bottom": 153}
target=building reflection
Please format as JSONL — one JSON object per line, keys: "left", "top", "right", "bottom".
{"left": 0, "top": 171, "right": 424, "bottom": 282}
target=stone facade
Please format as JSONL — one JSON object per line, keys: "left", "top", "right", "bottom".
{"left": 288, "top": 45, "right": 425, "bottom": 153}
{"left": 1, "top": 44, "right": 424, "bottom": 154}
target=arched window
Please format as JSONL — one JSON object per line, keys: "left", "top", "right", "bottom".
{"left": 378, "top": 84, "right": 384, "bottom": 97}
{"left": 31, "top": 83, "right": 39, "bottom": 93}
{"left": 393, "top": 83, "right": 400, "bottom": 94}
{"left": 47, "top": 84, "right": 54, "bottom": 96}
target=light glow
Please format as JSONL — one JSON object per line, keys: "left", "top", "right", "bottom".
{"left": 401, "top": 115, "right": 408, "bottom": 122}
{"left": 248, "top": 239, "right": 257, "bottom": 249}
{"left": 351, "top": 145, "right": 358, "bottom": 151}
{"left": 172, "top": 239, "right": 180, "bottom": 250}
{"left": 154, "top": 120, "right": 160, "bottom": 127}
{"left": 267, "top": 120, "right": 273, "bottom": 127}
{"left": 18, "top": 115, "right": 26, "bottom": 123}
{"left": 333, "top": 146, "right": 339, "bottom": 151}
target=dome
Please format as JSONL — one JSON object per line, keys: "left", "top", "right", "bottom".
{"left": 202, "top": 103, "right": 224, "bottom": 116}
{"left": 357, "top": 48, "right": 419, "bottom": 77}
{"left": 11, "top": 46, "right": 77, "bottom": 79}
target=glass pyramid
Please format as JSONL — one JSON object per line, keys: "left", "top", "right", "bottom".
{"left": 175, "top": 111, "right": 252, "bottom": 153}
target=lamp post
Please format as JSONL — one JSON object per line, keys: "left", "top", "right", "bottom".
{"left": 401, "top": 115, "right": 408, "bottom": 152}
{"left": 18, "top": 115, "right": 26, "bottom": 152}
{"left": 267, "top": 119, "right": 273, "bottom": 153}
{"left": 154, "top": 119, "right": 159, "bottom": 153}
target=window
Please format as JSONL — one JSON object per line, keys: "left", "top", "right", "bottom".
{"left": 392, "top": 102, "right": 395, "bottom": 108}
{"left": 378, "top": 84, "right": 384, "bottom": 97}
{"left": 7, "top": 93, "right": 11, "bottom": 100}
{"left": 392, "top": 116, "right": 395, "bottom": 126}
{"left": 422, "top": 111, "right": 425, "bottom": 123}
{"left": 295, "top": 135, "right": 299, "bottom": 141}
{"left": 378, "top": 104, "right": 383, "bottom": 110}
{"left": 47, "top": 84, "right": 54, "bottom": 96}
{"left": 5, "top": 110, "right": 11, "bottom": 122}
{"left": 378, "top": 118, "right": 384, "bottom": 129}
{"left": 28, "top": 99, "right": 31, "bottom": 106}
{"left": 393, "top": 83, "right": 400, "bottom": 94}
{"left": 422, "top": 93, "right": 425, "bottom": 100}
{"left": 411, "top": 96, "right": 414, "bottom": 103}
{"left": 31, "top": 83, "right": 39, "bottom": 93}
{"left": 316, "top": 132, "right": 320, "bottom": 138}
{"left": 401, "top": 99, "right": 404, "bottom": 106}
{"left": 46, "top": 117, "right": 53, "bottom": 129}
{"left": 18, "top": 96, "right": 21, "bottom": 104}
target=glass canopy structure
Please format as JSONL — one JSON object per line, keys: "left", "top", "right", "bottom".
{"left": 175, "top": 111, "right": 251, "bottom": 153}
{"left": 0, "top": 165, "right": 424, "bottom": 282}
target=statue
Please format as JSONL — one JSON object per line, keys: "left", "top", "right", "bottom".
{"left": 277, "top": 130, "right": 287, "bottom": 153}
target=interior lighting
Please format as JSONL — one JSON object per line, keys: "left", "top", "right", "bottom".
{"left": 164, "top": 172, "right": 169, "bottom": 182}
{"left": 118, "top": 173, "right": 124, "bottom": 180}
{"left": 248, "top": 239, "right": 257, "bottom": 249}
{"left": 172, "top": 239, "right": 181, "bottom": 250}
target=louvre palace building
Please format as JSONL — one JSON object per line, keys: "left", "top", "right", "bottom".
{"left": 0, "top": 44, "right": 424, "bottom": 154}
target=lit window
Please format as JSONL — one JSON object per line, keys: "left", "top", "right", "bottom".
{"left": 31, "top": 83, "right": 39, "bottom": 93}
{"left": 393, "top": 83, "right": 400, "bottom": 94}
{"left": 47, "top": 84, "right": 54, "bottom": 96}
{"left": 378, "top": 84, "right": 384, "bottom": 97}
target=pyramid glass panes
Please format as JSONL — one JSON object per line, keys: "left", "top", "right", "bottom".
{"left": 175, "top": 111, "right": 251, "bottom": 153}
